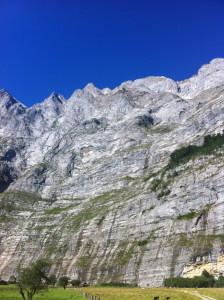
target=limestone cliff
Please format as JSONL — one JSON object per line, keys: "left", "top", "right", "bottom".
{"left": 0, "top": 58, "right": 224, "bottom": 287}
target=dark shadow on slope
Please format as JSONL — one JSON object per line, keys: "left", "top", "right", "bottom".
{"left": 0, "top": 163, "right": 15, "bottom": 193}
{"left": 0, "top": 149, "right": 16, "bottom": 162}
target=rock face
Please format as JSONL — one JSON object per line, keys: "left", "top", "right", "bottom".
{"left": 1, "top": 58, "right": 224, "bottom": 286}
{"left": 183, "top": 254, "right": 224, "bottom": 279}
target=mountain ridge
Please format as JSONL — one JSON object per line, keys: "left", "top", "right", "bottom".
{"left": 0, "top": 58, "right": 224, "bottom": 286}
{"left": 1, "top": 58, "right": 224, "bottom": 109}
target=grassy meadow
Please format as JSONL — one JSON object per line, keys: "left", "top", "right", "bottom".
{"left": 0, "top": 285, "right": 86, "bottom": 300}
{"left": 77, "top": 287, "right": 203, "bottom": 299}
{"left": 196, "top": 288, "right": 224, "bottom": 300}
{"left": 1, "top": 285, "right": 224, "bottom": 300}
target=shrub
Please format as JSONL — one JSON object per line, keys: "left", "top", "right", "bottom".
{"left": 58, "top": 276, "right": 70, "bottom": 289}
{"left": 70, "top": 279, "right": 81, "bottom": 287}
{"left": 202, "top": 269, "right": 212, "bottom": 278}
{"left": 150, "top": 179, "right": 162, "bottom": 191}
{"left": 97, "top": 216, "right": 105, "bottom": 226}
{"left": 48, "top": 274, "right": 57, "bottom": 286}
{"left": 137, "top": 240, "right": 148, "bottom": 246}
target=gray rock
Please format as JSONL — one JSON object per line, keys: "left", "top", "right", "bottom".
{"left": 0, "top": 58, "right": 224, "bottom": 286}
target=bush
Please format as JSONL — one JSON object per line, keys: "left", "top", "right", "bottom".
{"left": 150, "top": 179, "right": 162, "bottom": 191}
{"left": 70, "top": 279, "right": 81, "bottom": 287}
{"left": 97, "top": 216, "right": 105, "bottom": 226}
{"left": 202, "top": 269, "right": 212, "bottom": 278}
{"left": 48, "top": 274, "right": 57, "bottom": 286}
{"left": 58, "top": 276, "right": 70, "bottom": 289}
{"left": 137, "top": 240, "right": 148, "bottom": 247}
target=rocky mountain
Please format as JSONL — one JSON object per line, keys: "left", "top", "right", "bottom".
{"left": 0, "top": 58, "right": 224, "bottom": 287}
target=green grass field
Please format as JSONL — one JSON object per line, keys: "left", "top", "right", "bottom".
{"left": 0, "top": 285, "right": 86, "bottom": 300}
{"left": 196, "top": 288, "right": 224, "bottom": 300}
{"left": 79, "top": 287, "right": 200, "bottom": 299}
{"left": 1, "top": 285, "right": 224, "bottom": 300}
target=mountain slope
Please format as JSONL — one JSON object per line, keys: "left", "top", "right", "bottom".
{"left": 0, "top": 58, "right": 224, "bottom": 286}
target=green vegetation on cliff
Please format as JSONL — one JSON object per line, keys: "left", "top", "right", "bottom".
{"left": 167, "top": 133, "right": 224, "bottom": 169}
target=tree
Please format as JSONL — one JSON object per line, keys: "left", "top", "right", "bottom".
{"left": 17, "top": 258, "right": 52, "bottom": 300}
{"left": 58, "top": 276, "right": 69, "bottom": 289}
{"left": 8, "top": 275, "right": 17, "bottom": 284}
{"left": 48, "top": 274, "right": 57, "bottom": 287}
{"left": 70, "top": 279, "right": 81, "bottom": 287}
{"left": 202, "top": 269, "right": 212, "bottom": 278}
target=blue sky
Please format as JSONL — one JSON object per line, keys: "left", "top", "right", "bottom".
{"left": 0, "top": 0, "right": 224, "bottom": 106}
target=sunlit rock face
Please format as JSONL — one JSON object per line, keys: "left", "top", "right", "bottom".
{"left": 183, "top": 254, "right": 224, "bottom": 279}
{"left": 0, "top": 58, "right": 224, "bottom": 287}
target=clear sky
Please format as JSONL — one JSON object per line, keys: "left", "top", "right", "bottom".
{"left": 0, "top": 0, "right": 224, "bottom": 107}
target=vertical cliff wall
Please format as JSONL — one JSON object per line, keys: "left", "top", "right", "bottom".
{"left": 0, "top": 58, "right": 224, "bottom": 286}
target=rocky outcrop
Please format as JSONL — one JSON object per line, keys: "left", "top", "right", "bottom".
{"left": 183, "top": 254, "right": 224, "bottom": 279}
{"left": 0, "top": 58, "right": 224, "bottom": 286}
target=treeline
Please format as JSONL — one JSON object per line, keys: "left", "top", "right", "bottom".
{"left": 167, "top": 133, "right": 224, "bottom": 169}
{"left": 164, "top": 271, "right": 224, "bottom": 288}
{"left": 0, "top": 276, "right": 82, "bottom": 288}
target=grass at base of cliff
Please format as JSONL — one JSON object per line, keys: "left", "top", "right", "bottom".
{"left": 0, "top": 285, "right": 86, "bottom": 300}
{"left": 80, "top": 287, "right": 201, "bottom": 299}
{"left": 2, "top": 286, "right": 224, "bottom": 300}
{"left": 197, "top": 288, "right": 224, "bottom": 300}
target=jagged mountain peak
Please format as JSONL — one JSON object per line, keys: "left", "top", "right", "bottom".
{"left": 2, "top": 58, "right": 224, "bottom": 110}
{"left": 177, "top": 59, "right": 224, "bottom": 99}
{"left": 30, "top": 92, "right": 66, "bottom": 113}
{"left": 49, "top": 91, "right": 59, "bottom": 98}
{"left": 84, "top": 82, "right": 97, "bottom": 90}
{"left": 0, "top": 89, "right": 16, "bottom": 102}
{"left": 44, "top": 92, "right": 66, "bottom": 104}
{"left": 82, "top": 83, "right": 103, "bottom": 97}
{"left": 113, "top": 58, "right": 224, "bottom": 100}
{"left": 69, "top": 83, "right": 101, "bottom": 100}
{"left": 0, "top": 89, "right": 26, "bottom": 110}
{"left": 199, "top": 57, "right": 224, "bottom": 76}
{"left": 0, "top": 88, "right": 11, "bottom": 97}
